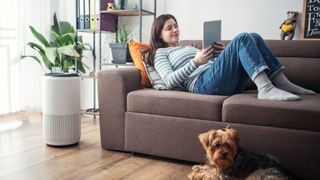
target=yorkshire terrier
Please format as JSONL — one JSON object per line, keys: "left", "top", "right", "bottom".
{"left": 188, "top": 128, "right": 295, "bottom": 180}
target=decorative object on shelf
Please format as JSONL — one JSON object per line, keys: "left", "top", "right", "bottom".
{"left": 133, "top": 3, "right": 138, "bottom": 9}
{"left": 114, "top": 0, "right": 128, "bottom": 10}
{"left": 301, "top": 0, "right": 320, "bottom": 40}
{"left": 110, "top": 25, "right": 134, "bottom": 64}
{"left": 114, "top": 0, "right": 121, "bottom": 10}
{"left": 107, "top": 2, "right": 115, "bottom": 11}
{"left": 100, "top": 0, "right": 117, "bottom": 31}
{"left": 279, "top": 11, "right": 298, "bottom": 40}
{"left": 21, "top": 13, "right": 90, "bottom": 74}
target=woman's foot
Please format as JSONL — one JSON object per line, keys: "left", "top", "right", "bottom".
{"left": 254, "top": 71, "right": 300, "bottom": 101}
{"left": 258, "top": 82, "right": 300, "bottom": 101}
{"left": 272, "top": 73, "right": 316, "bottom": 95}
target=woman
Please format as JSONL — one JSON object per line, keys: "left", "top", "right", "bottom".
{"left": 146, "top": 14, "right": 315, "bottom": 101}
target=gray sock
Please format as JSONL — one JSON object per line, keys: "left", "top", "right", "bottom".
{"left": 254, "top": 72, "right": 300, "bottom": 101}
{"left": 272, "top": 72, "right": 315, "bottom": 95}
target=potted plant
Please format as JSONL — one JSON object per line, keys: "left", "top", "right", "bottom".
{"left": 109, "top": 25, "right": 134, "bottom": 64}
{"left": 21, "top": 13, "right": 90, "bottom": 75}
{"left": 21, "top": 13, "right": 91, "bottom": 146}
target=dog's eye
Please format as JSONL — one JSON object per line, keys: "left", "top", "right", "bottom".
{"left": 215, "top": 144, "right": 221, "bottom": 148}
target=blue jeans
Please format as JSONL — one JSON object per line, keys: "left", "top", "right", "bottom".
{"left": 193, "top": 32, "right": 284, "bottom": 95}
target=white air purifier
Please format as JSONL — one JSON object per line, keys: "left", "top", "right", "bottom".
{"left": 42, "top": 74, "right": 81, "bottom": 146}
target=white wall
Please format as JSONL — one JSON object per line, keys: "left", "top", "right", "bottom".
{"left": 165, "top": 0, "right": 303, "bottom": 40}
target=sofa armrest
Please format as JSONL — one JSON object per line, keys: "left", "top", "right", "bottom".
{"left": 97, "top": 66, "right": 140, "bottom": 151}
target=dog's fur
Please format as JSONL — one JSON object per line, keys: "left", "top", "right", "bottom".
{"left": 188, "top": 128, "right": 294, "bottom": 180}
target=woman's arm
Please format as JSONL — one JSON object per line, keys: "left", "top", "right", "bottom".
{"left": 154, "top": 49, "right": 198, "bottom": 89}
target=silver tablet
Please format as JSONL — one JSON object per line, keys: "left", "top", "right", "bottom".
{"left": 203, "top": 20, "right": 221, "bottom": 49}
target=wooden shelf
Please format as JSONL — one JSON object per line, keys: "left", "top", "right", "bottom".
{"left": 76, "top": 29, "right": 99, "bottom": 33}
{"left": 100, "top": 62, "right": 134, "bottom": 66}
{"left": 100, "top": 9, "right": 155, "bottom": 16}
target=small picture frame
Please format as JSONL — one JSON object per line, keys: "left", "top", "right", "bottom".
{"left": 301, "top": 0, "right": 320, "bottom": 40}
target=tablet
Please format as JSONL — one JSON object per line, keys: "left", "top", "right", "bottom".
{"left": 203, "top": 20, "right": 221, "bottom": 49}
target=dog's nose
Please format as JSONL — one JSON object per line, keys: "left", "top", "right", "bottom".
{"left": 222, "top": 152, "right": 228, "bottom": 159}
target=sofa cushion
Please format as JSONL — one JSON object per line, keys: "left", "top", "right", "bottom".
{"left": 128, "top": 41, "right": 152, "bottom": 88}
{"left": 279, "top": 57, "right": 320, "bottom": 93}
{"left": 222, "top": 92, "right": 320, "bottom": 131}
{"left": 142, "top": 61, "right": 169, "bottom": 90}
{"left": 127, "top": 89, "right": 228, "bottom": 121}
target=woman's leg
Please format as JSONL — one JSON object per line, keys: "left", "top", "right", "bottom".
{"left": 193, "top": 33, "right": 300, "bottom": 100}
{"left": 247, "top": 32, "right": 283, "bottom": 77}
{"left": 249, "top": 32, "right": 315, "bottom": 95}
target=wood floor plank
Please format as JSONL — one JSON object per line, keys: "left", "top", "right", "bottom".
{"left": 0, "top": 112, "right": 193, "bottom": 179}
{"left": 122, "top": 158, "right": 192, "bottom": 180}
{"left": 0, "top": 130, "right": 100, "bottom": 176}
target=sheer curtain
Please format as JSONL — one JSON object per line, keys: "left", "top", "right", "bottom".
{"left": 0, "top": 0, "right": 51, "bottom": 114}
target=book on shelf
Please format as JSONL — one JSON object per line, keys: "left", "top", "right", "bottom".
{"left": 84, "top": 0, "right": 90, "bottom": 29}
{"left": 90, "top": 0, "right": 96, "bottom": 29}
{"left": 78, "top": 0, "right": 85, "bottom": 29}
{"left": 76, "top": 0, "right": 117, "bottom": 31}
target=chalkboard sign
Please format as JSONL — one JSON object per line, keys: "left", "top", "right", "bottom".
{"left": 301, "top": 0, "right": 320, "bottom": 39}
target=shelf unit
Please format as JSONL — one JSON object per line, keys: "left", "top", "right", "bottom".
{"left": 76, "top": 0, "right": 157, "bottom": 119}
{"left": 99, "top": 0, "right": 156, "bottom": 40}
{"left": 99, "top": 0, "right": 157, "bottom": 68}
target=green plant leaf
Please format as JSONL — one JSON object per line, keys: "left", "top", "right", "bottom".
{"left": 61, "top": 33, "right": 75, "bottom": 44}
{"left": 39, "top": 51, "right": 54, "bottom": 70}
{"left": 64, "top": 58, "right": 75, "bottom": 71}
{"left": 20, "top": 55, "right": 42, "bottom": 65}
{"left": 115, "top": 25, "right": 135, "bottom": 44}
{"left": 29, "top": 26, "right": 50, "bottom": 47}
{"left": 51, "top": 31, "right": 63, "bottom": 46}
{"left": 60, "top": 21, "right": 72, "bottom": 34}
{"left": 24, "top": 42, "right": 54, "bottom": 71}
{"left": 77, "top": 59, "right": 86, "bottom": 74}
{"left": 53, "top": 13, "right": 62, "bottom": 35}
{"left": 57, "top": 45, "right": 80, "bottom": 57}
{"left": 79, "top": 42, "right": 92, "bottom": 50}
{"left": 44, "top": 47, "right": 58, "bottom": 63}
{"left": 77, "top": 35, "right": 83, "bottom": 43}
{"left": 26, "top": 42, "right": 45, "bottom": 53}
{"left": 52, "top": 31, "right": 75, "bottom": 46}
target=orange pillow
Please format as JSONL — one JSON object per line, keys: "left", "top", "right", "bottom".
{"left": 128, "top": 41, "right": 152, "bottom": 88}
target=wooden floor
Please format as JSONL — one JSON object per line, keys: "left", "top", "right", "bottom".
{"left": 0, "top": 112, "right": 194, "bottom": 180}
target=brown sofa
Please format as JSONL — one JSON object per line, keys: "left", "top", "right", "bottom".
{"left": 97, "top": 40, "right": 320, "bottom": 180}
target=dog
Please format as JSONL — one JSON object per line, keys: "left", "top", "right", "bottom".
{"left": 188, "top": 128, "right": 295, "bottom": 180}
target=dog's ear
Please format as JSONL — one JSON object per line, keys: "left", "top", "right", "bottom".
{"left": 226, "top": 128, "right": 240, "bottom": 144}
{"left": 198, "top": 130, "right": 216, "bottom": 149}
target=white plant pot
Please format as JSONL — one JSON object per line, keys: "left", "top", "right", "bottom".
{"left": 42, "top": 74, "right": 81, "bottom": 146}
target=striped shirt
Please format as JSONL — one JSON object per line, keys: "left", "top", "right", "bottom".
{"left": 154, "top": 46, "right": 213, "bottom": 91}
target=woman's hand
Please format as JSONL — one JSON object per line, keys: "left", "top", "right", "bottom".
{"left": 212, "top": 41, "right": 225, "bottom": 58}
{"left": 194, "top": 46, "right": 213, "bottom": 66}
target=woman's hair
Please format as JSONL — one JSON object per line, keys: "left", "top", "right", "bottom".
{"left": 145, "top": 14, "right": 177, "bottom": 66}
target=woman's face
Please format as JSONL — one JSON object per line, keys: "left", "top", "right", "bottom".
{"left": 161, "top": 18, "right": 179, "bottom": 47}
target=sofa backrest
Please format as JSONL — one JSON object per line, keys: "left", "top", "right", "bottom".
{"left": 179, "top": 40, "right": 320, "bottom": 92}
